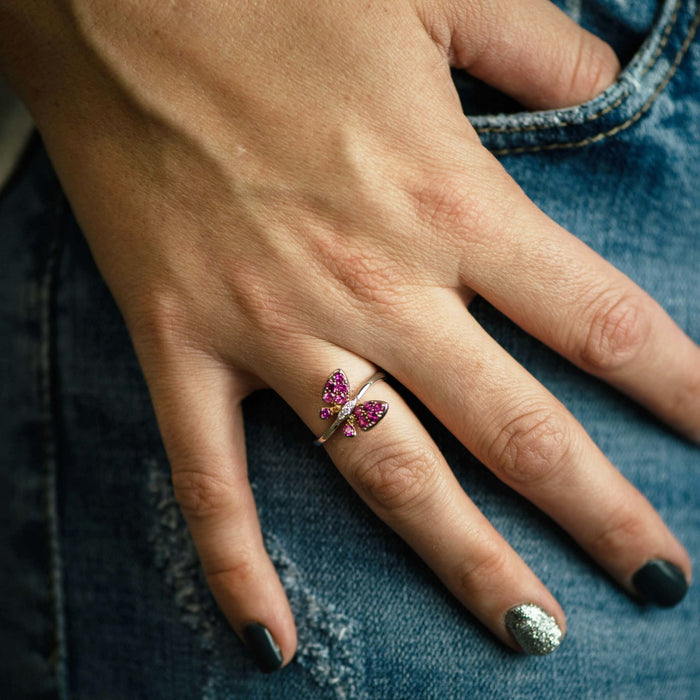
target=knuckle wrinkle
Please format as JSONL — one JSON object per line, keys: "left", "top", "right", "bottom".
{"left": 351, "top": 440, "right": 442, "bottom": 516}
{"left": 488, "top": 407, "right": 571, "bottom": 486}
{"left": 412, "top": 176, "right": 488, "bottom": 238}
{"left": 587, "top": 507, "right": 648, "bottom": 560}
{"left": 205, "top": 556, "right": 257, "bottom": 586}
{"left": 172, "top": 469, "right": 236, "bottom": 520}
{"left": 455, "top": 541, "right": 509, "bottom": 598}
{"left": 580, "top": 294, "right": 650, "bottom": 373}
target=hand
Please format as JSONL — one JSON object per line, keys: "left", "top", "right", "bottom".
{"left": 1, "top": 0, "right": 694, "bottom": 668}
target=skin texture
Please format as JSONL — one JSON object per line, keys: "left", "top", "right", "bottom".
{"left": 0, "top": 0, "right": 696, "bottom": 665}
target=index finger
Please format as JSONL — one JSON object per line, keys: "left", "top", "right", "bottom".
{"left": 432, "top": 154, "right": 700, "bottom": 441}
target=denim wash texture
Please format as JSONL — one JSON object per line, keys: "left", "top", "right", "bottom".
{"left": 0, "top": 0, "right": 699, "bottom": 697}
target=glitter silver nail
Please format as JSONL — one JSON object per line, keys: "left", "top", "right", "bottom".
{"left": 505, "top": 604, "right": 562, "bottom": 655}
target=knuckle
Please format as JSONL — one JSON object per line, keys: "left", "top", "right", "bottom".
{"left": 487, "top": 405, "right": 572, "bottom": 486}
{"left": 454, "top": 538, "right": 510, "bottom": 598}
{"left": 127, "top": 287, "right": 192, "bottom": 357}
{"left": 172, "top": 468, "right": 238, "bottom": 521}
{"left": 587, "top": 506, "right": 649, "bottom": 561}
{"left": 410, "top": 174, "right": 493, "bottom": 242}
{"left": 579, "top": 293, "right": 651, "bottom": 373}
{"left": 204, "top": 552, "right": 258, "bottom": 588}
{"left": 350, "top": 439, "right": 443, "bottom": 516}
{"left": 224, "top": 264, "right": 308, "bottom": 344}
{"left": 320, "top": 240, "right": 406, "bottom": 312}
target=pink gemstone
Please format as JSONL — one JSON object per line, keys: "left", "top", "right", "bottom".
{"left": 354, "top": 401, "right": 387, "bottom": 430}
{"left": 319, "top": 407, "right": 332, "bottom": 420}
{"left": 323, "top": 371, "right": 349, "bottom": 404}
{"left": 343, "top": 423, "right": 357, "bottom": 437}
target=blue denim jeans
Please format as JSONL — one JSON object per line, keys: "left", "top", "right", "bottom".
{"left": 1, "top": 0, "right": 699, "bottom": 697}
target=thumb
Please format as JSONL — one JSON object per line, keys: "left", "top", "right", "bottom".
{"left": 424, "top": 0, "right": 620, "bottom": 109}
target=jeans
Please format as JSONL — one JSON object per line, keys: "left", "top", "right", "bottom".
{"left": 1, "top": 0, "right": 699, "bottom": 697}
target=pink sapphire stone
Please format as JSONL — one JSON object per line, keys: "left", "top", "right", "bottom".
{"left": 319, "top": 407, "right": 332, "bottom": 420}
{"left": 323, "top": 371, "right": 350, "bottom": 404}
{"left": 343, "top": 423, "right": 357, "bottom": 437}
{"left": 354, "top": 401, "right": 388, "bottom": 430}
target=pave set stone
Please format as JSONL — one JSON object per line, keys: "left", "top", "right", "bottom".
{"left": 336, "top": 399, "right": 357, "bottom": 421}
{"left": 322, "top": 371, "right": 350, "bottom": 405}
{"left": 354, "top": 400, "right": 387, "bottom": 430}
{"left": 318, "top": 368, "right": 388, "bottom": 440}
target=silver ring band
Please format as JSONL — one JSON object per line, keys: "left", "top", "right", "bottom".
{"left": 314, "top": 371, "right": 386, "bottom": 445}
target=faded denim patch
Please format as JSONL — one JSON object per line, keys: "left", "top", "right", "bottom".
{"left": 147, "top": 461, "right": 217, "bottom": 646}
{"left": 263, "top": 531, "right": 365, "bottom": 699}
{"left": 147, "top": 458, "right": 364, "bottom": 699}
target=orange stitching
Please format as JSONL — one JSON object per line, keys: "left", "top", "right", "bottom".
{"left": 474, "top": 0, "right": 684, "bottom": 136}
{"left": 640, "top": 0, "right": 682, "bottom": 78}
{"left": 490, "top": 7, "right": 700, "bottom": 156}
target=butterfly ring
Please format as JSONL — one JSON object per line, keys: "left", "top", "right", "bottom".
{"left": 314, "top": 369, "right": 389, "bottom": 445}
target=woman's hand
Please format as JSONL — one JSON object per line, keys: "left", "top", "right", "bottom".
{"left": 1, "top": 0, "right": 695, "bottom": 668}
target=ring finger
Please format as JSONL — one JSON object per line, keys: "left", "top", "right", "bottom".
{"left": 263, "top": 344, "right": 567, "bottom": 654}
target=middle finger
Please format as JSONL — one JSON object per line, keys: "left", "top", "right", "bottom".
{"left": 367, "top": 287, "right": 691, "bottom": 603}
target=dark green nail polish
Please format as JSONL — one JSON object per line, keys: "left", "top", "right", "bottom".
{"left": 243, "top": 623, "right": 283, "bottom": 673}
{"left": 632, "top": 559, "right": 688, "bottom": 607}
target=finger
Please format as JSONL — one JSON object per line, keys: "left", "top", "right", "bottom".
{"left": 142, "top": 351, "right": 295, "bottom": 672}
{"left": 421, "top": 0, "right": 620, "bottom": 108}
{"left": 371, "top": 289, "right": 691, "bottom": 606}
{"left": 263, "top": 347, "right": 567, "bottom": 654}
{"left": 444, "top": 159, "right": 700, "bottom": 443}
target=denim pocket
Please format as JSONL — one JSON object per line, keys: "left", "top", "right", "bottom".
{"left": 464, "top": 0, "right": 699, "bottom": 155}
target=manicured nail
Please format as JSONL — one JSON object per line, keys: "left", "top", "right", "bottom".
{"left": 505, "top": 604, "right": 562, "bottom": 656}
{"left": 632, "top": 559, "right": 688, "bottom": 608}
{"left": 243, "top": 623, "right": 283, "bottom": 673}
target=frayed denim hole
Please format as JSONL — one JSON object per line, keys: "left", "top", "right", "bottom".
{"left": 146, "top": 459, "right": 217, "bottom": 647}
{"left": 147, "top": 459, "right": 365, "bottom": 699}
{"left": 262, "top": 530, "right": 365, "bottom": 700}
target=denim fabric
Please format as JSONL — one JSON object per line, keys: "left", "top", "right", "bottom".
{"left": 1, "top": 0, "right": 699, "bottom": 698}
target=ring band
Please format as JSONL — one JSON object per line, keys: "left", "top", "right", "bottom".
{"left": 314, "top": 369, "right": 389, "bottom": 445}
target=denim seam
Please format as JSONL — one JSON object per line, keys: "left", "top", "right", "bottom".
{"left": 40, "top": 196, "right": 68, "bottom": 700}
{"left": 473, "top": 0, "right": 685, "bottom": 137}
{"left": 640, "top": 0, "right": 682, "bottom": 78}
{"left": 487, "top": 5, "right": 699, "bottom": 155}
{"left": 474, "top": 92, "right": 633, "bottom": 136}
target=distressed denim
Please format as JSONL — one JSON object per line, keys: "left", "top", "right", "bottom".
{"left": 1, "top": 0, "right": 699, "bottom": 698}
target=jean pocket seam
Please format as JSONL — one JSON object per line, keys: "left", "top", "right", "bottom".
{"left": 474, "top": 89, "right": 631, "bottom": 136}
{"left": 488, "top": 6, "right": 699, "bottom": 156}
{"left": 639, "top": 0, "right": 683, "bottom": 80}
{"left": 470, "top": 0, "right": 697, "bottom": 154}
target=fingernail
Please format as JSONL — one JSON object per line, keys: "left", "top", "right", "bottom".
{"left": 632, "top": 559, "right": 688, "bottom": 608}
{"left": 505, "top": 604, "right": 562, "bottom": 656}
{"left": 243, "top": 623, "right": 283, "bottom": 673}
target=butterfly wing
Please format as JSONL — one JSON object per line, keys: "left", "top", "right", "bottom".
{"left": 353, "top": 400, "right": 388, "bottom": 431}
{"left": 322, "top": 369, "right": 351, "bottom": 405}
